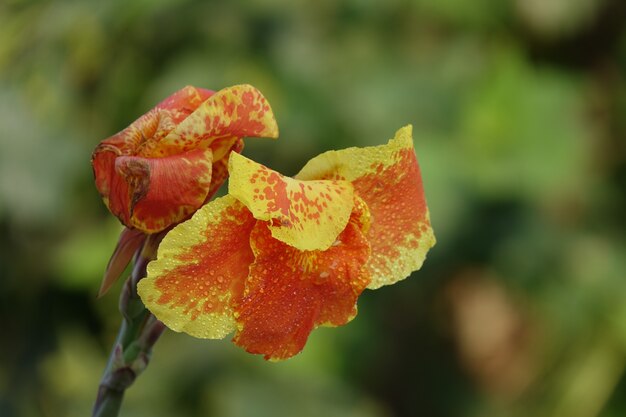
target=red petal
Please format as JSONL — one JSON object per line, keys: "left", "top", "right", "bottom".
{"left": 94, "top": 148, "right": 214, "bottom": 233}
{"left": 95, "top": 86, "right": 214, "bottom": 156}
{"left": 92, "top": 87, "right": 218, "bottom": 229}
{"left": 233, "top": 213, "right": 371, "bottom": 361}
{"left": 155, "top": 86, "right": 214, "bottom": 124}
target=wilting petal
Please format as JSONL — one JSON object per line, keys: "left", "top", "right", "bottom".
{"left": 233, "top": 213, "right": 371, "bottom": 361}
{"left": 98, "top": 227, "right": 147, "bottom": 297}
{"left": 97, "top": 148, "right": 214, "bottom": 233}
{"left": 155, "top": 86, "right": 214, "bottom": 123}
{"left": 148, "top": 84, "right": 279, "bottom": 158}
{"left": 137, "top": 196, "right": 255, "bottom": 338}
{"left": 94, "top": 86, "right": 214, "bottom": 157}
{"left": 296, "top": 125, "right": 436, "bottom": 289}
{"left": 228, "top": 152, "right": 354, "bottom": 251}
{"left": 92, "top": 86, "right": 216, "bottom": 228}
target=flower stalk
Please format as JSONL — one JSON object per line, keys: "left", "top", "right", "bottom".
{"left": 92, "top": 234, "right": 165, "bottom": 417}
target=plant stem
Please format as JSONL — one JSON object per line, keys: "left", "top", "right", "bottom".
{"left": 92, "top": 234, "right": 165, "bottom": 417}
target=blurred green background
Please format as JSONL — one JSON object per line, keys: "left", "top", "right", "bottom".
{"left": 2, "top": 0, "right": 626, "bottom": 416}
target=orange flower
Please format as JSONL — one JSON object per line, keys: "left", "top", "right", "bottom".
{"left": 137, "top": 126, "right": 435, "bottom": 360}
{"left": 92, "top": 85, "right": 278, "bottom": 233}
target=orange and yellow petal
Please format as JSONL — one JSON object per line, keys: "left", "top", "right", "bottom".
{"left": 232, "top": 214, "right": 371, "bottom": 360}
{"left": 228, "top": 152, "right": 354, "bottom": 251}
{"left": 154, "top": 85, "right": 214, "bottom": 124}
{"left": 95, "top": 148, "right": 214, "bottom": 233}
{"left": 148, "top": 84, "right": 279, "bottom": 158}
{"left": 137, "top": 195, "right": 256, "bottom": 339}
{"left": 95, "top": 86, "right": 214, "bottom": 157}
{"left": 296, "top": 125, "right": 436, "bottom": 289}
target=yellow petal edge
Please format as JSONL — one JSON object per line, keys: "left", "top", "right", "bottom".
{"left": 137, "top": 195, "right": 246, "bottom": 339}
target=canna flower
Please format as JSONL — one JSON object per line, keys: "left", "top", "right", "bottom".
{"left": 137, "top": 126, "right": 435, "bottom": 360}
{"left": 92, "top": 84, "right": 278, "bottom": 234}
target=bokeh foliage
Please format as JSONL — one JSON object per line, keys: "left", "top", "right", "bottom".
{"left": 1, "top": 0, "right": 626, "bottom": 416}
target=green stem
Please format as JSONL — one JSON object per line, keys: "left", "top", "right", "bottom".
{"left": 92, "top": 234, "right": 165, "bottom": 417}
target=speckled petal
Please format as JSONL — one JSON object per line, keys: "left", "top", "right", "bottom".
{"left": 296, "top": 125, "right": 436, "bottom": 289}
{"left": 232, "top": 210, "right": 371, "bottom": 361}
{"left": 93, "top": 86, "right": 214, "bottom": 157}
{"left": 149, "top": 84, "right": 279, "bottom": 158}
{"left": 101, "top": 148, "right": 214, "bottom": 233}
{"left": 156, "top": 86, "right": 215, "bottom": 123}
{"left": 228, "top": 152, "right": 354, "bottom": 251}
{"left": 137, "top": 195, "right": 255, "bottom": 339}
{"left": 92, "top": 86, "right": 215, "bottom": 231}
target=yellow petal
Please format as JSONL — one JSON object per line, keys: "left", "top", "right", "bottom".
{"left": 137, "top": 195, "right": 255, "bottom": 339}
{"left": 228, "top": 152, "right": 354, "bottom": 251}
{"left": 296, "top": 125, "right": 436, "bottom": 288}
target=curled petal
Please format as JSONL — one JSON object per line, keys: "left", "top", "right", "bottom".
{"left": 155, "top": 86, "right": 215, "bottom": 122}
{"left": 296, "top": 125, "right": 436, "bottom": 288}
{"left": 149, "top": 84, "right": 279, "bottom": 158}
{"left": 233, "top": 212, "right": 371, "bottom": 361}
{"left": 94, "top": 148, "right": 214, "bottom": 233}
{"left": 228, "top": 152, "right": 354, "bottom": 251}
{"left": 137, "top": 196, "right": 255, "bottom": 339}
{"left": 95, "top": 86, "right": 214, "bottom": 157}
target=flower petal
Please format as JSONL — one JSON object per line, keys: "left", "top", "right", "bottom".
{"left": 228, "top": 152, "right": 355, "bottom": 251}
{"left": 137, "top": 195, "right": 255, "bottom": 339}
{"left": 149, "top": 84, "right": 279, "bottom": 158}
{"left": 95, "top": 148, "right": 214, "bottom": 233}
{"left": 92, "top": 87, "right": 216, "bottom": 230}
{"left": 94, "top": 86, "right": 214, "bottom": 157}
{"left": 233, "top": 211, "right": 371, "bottom": 360}
{"left": 296, "top": 125, "right": 436, "bottom": 288}
{"left": 156, "top": 86, "right": 215, "bottom": 123}
{"left": 98, "top": 227, "right": 146, "bottom": 297}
